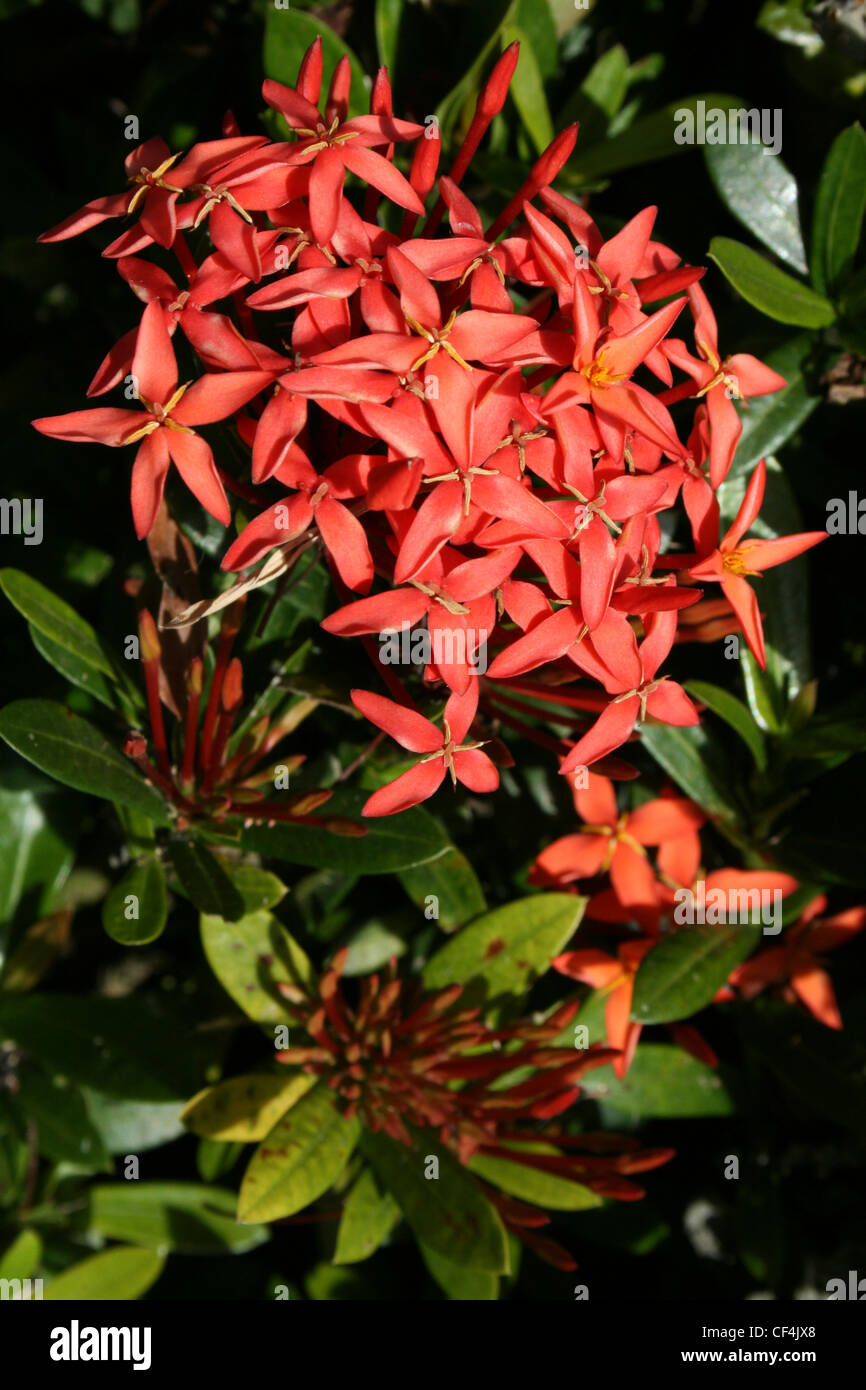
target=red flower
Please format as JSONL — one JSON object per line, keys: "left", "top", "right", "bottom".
{"left": 729, "top": 895, "right": 866, "bottom": 1028}
{"left": 532, "top": 773, "right": 705, "bottom": 930}
{"left": 688, "top": 459, "right": 826, "bottom": 668}
{"left": 351, "top": 683, "right": 498, "bottom": 815}
{"left": 33, "top": 302, "right": 270, "bottom": 537}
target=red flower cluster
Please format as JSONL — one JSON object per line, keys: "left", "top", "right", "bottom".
{"left": 32, "top": 38, "right": 826, "bottom": 814}
{"left": 533, "top": 770, "right": 866, "bottom": 1067}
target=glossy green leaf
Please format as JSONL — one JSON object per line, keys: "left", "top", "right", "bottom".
{"left": 566, "top": 93, "right": 742, "bottom": 182}
{"left": 82, "top": 1092, "right": 184, "bottom": 1155}
{"left": 729, "top": 334, "right": 819, "bottom": 475}
{"left": 44, "top": 1246, "right": 165, "bottom": 1301}
{"left": 0, "top": 1229, "right": 41, "bottom": 1281}
{"left": 515, "top": 0, "right": 558, "bottom": 79}
{"left": 264, "top": 7, "right": 368, "bottom": 121}
{"left": 238, "top": 1084, "right": 360, "bottom": 1223}
{"left": 0, "top": 776, "right": 76, "bottom": 968}
{"left": 0, "top": 700, "right": 169, "bottom": 822}
{"left": 686, "top": 681, "right": 767, "bottom": 768}
{"left": 89, "top": 1181, "right": 268, "bottom": 1254}
{"left": 470, "top": 1142, "right": 602, "bottom": 1211}
{"left": 13, "top": 1067, "right": 110, "bottom": 1168}
{"left": 705, "top": 138, "right": 807, "bottom": 273}
{"left": 167, "top": 839, "right": 244, "bottom": 920}
{"left": 361, "top": 1129, "right": 509, "bottom": 1273}
{"left": 422, "top": 893, "right": 584, "bottom": 1000}
{"left": 811, "top": 122, "right": 866, "bottom": 294}
{"left": 241, "top": 788, "right": 450, "bottom": 874}
{"left": 0, "top": 568, "right": 115, "bottom": 679}
{"left": 740, "top": 648, "right": 783, "bottom": 733}
{"left": 102, "top": 858, "right": 168, "bottom": 946}
{"left": 632, "top": 924, "right": 762, "bottom": 1024}
{"left": 196, "top": 1137, "right": 244, "bottom": 1182}
{"left": 333, "top": 1165, "right": 400, "bottom": 1265}
{"left": 375, "top": 0, "right": 404, "bottom": 73}
{"left": 419, "top": 1241, "right": 499, "bottom": 1300}
{"left": 398, "top": 846, "right": 486, "bottom": 930}
{"left": 502, "top": 24, "right": 554, "bottom": 154}
{"left": 0, "top": 994, "right": 199, "bottom": 1101}
{"left": 181, "top": 1071, "right": 316, "bottom": 1142}
{"left": 708, "top": 237, "right": 836, "bottom": 327}
{"left": 201, "top": 906, "right": 313, "bottom": 1026}
{"left": 639, "top": 722, "right": 740, "bottom": 824}
{"left": 29, "top": 624, "right": 116, "bottom": 708}
{"left": 580, "top": 1044, "right": 733, "bottom": 1117}
{"left": 226, "top": 865, "right": 287, "bottom": 914}
{"left": 341, "top": 917, "right": 408, "bottom": 975}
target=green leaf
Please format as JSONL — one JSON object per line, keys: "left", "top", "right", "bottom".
{"left": 196, "top": 1137, "right": 244, "bottom": 1182}
{"left": 515, "top": 0, "right": 558, "bottom": 79}
{"left": 422, "top": 893, "right": 584, "bottom": 1001}
{"left": 811, "top": 123, "right": 866, "bottom": 295}
{"left": 708, "top": 237, "right": 836, "bottom": 327}
{"left": 361, "top": 1129, "right": 509, "bottom": 1273}
{"left": 341, "top": 917, "right": 408, "bottom": 975}
{"left": 685, "top": 681, "right": 767, "bottom": 769}
{"left": 0, "top": 995, "right": 199, "bottom": 1101}
{"left": 741, "top": 648, "right": 783, "bottom": 733}
{"left": 264, "top": 8, "right": 368, "bottom": 121}
{"left": 375, "top": 0, "right": 404, "bottom": 73}
{"left": 398, "top": 846, "right": 486, "bottom": 930}
{"left": 469, "top": 1143, "right": 602, "bottom": 1211}
{"left": 238, "top": 1084, "right": 360, "bottom": 1223}
{"left": 102, "top": 858, "right": 168, "bottom": 946}
{"left": 226, "top": 865, "right": 287, "bottom": 914}
{"left": 333, "top": 1165, "right": 400, "bottom": 1265}
{"left": 44, "top": 1246, "right": 165, "bottom": 1301}
{"left": 704, "top": 139, "right": 807, "bottom": 274}
{"left": 639, "top": 722, "right": 740, "bottom": 824}
{"left": 580, "top": 1044, "right": 733, "bottom": 1117}
{"left": 181, "top": 1071, "right": 317, "bottom": 1142}
{"left": 29, "top": 624, "right": 116, "bottom": 709}
{"left": 0, "top": 776, "right": 76, "bottom": 968}
{"left": 566, "top": 93, "right": 743, "bottom": 183}
{"left": 729, "top": 334, "right": 819, "bottom": 475}
{"left": 201, "top": 906, "right": 314, "bottom": 1026}
{"left": 0, "top": 700, "right": 169, "bottom": 823}
{"left": 241, "top": 788, "right": 451, "bottom": 874}
{"left": 167, "top": 839, "right": 244, "bottom": 920}
{"left": 558, "top": 45, "right": 629, "bottom": 140}
{"left": 502, "top": 24, "right": 554, "bottom": 154}
{"left": 419, "top": 1241, "right": 499, "bottom": 1300}
{"left": 13, "top": 1067, "right": 110, "bottom": 1168}
{"left": 0, "top": 568, "right": 115, "bottom": 680}
{"left": 89, "top": 1182, "right": 268, "bottom": 1255}
{"left": 82, "top": 1092, "right": 184, "bottom": 1155}
{"left": 632, "top": 923, "right": 762, "bottom": 1024}
{"left": 0, "top": 1229, "right": 41, "bottom": 1281}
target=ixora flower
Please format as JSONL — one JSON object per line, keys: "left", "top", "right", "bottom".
{"left": 350, "top": 683, "right": 499, "bottom": 815}
{"left": 727, "top": 895, "right": 866, "bottom": 1028}
{"left": 30, "top": 31, "right": 825, "bottom": 793}
{"left": 33, "top": 303, "right": 270, "bottom": 538}
{"left": 686, "top": 459, "right": 826, "bottom": 668}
